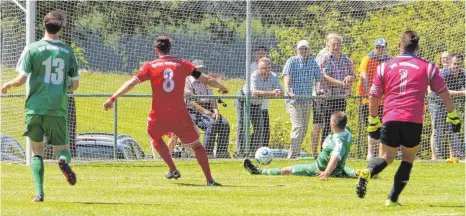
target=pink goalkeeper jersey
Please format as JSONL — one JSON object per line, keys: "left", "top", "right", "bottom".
{"left": 369, "top": 53, "right": 447, "bottom": 124}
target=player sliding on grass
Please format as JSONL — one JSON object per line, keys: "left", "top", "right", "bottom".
{"left": 103, "top": 35, "right": 228, "bottom": 186}
{"left": 244, "top": 112, "right": 360, "bottom": 180}
{"left": 356, "top": 30, "right": 462, "bottom": 206}
{"left": 1, "top": 10, "right": 79, "bottom": 202}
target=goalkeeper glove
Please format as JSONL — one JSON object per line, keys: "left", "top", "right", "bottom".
{"left": 446, "top": 109, "right": 462, "bottom": 133}
{"left": 367, "top": 115, "right": 382, "bottom": 139}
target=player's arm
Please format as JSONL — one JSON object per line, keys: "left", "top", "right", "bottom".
{"left": 69, "top": 53, "right": 80, "bottom": 91}
{"left": 1, "top": 74, "right": 28, "bottom": 94}
{"left": 318, "top": 155, "right": 340, "bottom": 181}
{"left": 366, "top": 64, "right": 384, "bottom": 138}
{"left": 69, "top": 80, "right": 79, "bottom": 91}
{"left": 194, "top": 71, "right": 228, "bottom": 94}
{"left": 103, "top": 77, "right": 139, "bottom": 111}
{"left": 318, "top": 138, "right": 345, "bottom": 180}
{"left": 3, "top": 46, "right": 31, "bottom": 94}
{"left": 449, "top": 90, "right": 466, "bottom": 97}
{"left": 437, "top": 90, "right": 455, "bottom": 113}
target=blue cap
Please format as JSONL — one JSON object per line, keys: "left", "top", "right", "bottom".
{"left": 375, "top": 38, "right": 387, "bottom": 47}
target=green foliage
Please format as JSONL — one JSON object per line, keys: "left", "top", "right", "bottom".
{"left": 271, "top": 1, "right": 465, "bottom": 67}
{"left": 70, "top": 42, "right": 88, "bottom": 66}
{"left": 268, "top": 115, "right": 291, "bottom": 149}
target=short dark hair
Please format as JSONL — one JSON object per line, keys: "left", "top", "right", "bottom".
{"left": 253, "top": 46, "right": 267, "bottom": 52}
{"left": 332, "top": 111, "right": 347, "bottom": 130}
{"left": 400, "top": 30, "right": 419, "bottom": 53}
{"left": 154, "top": 35, "right": 172, "bottom": 54}
{"left": 43, "top": 9, "right": 67, "bottom": 34}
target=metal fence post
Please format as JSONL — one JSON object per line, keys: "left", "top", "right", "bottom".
{"left": 25, "top": 0, "right": 36, "bottom": 166}
{"left": 242, "top": 0, "right": 252, "bottom": 156}
{"left": 357, "top": 98, "right": 363, "bottom": 159}
{"left": 113, "top": 99, "right": 118, "bottom": 160}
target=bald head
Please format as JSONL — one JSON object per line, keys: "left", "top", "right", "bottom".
{"left": 331, "top": 111, "right": 347, "bottom": 131}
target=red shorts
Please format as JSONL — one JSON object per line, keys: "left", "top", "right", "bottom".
{"left": 147, "top": 115, "right": 199, "bottom": 145}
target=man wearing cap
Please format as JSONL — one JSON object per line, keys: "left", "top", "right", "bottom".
{"left": 283, "top": 40, "right": 323, "bottom": 159}
{"left": 185, "top": 60, "right": 231, "bottom": 158}
{"left": 356, "top": 38, "right": 391, "bottom": 160}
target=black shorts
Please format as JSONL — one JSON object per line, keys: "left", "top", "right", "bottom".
{"left": 380, "top": 121, "right": 423, "bottom": 148}
{"left": 360, "top": 104, "right": 384, "bottom": 124}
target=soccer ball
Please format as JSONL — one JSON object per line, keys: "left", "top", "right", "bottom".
{"left": 255, "top": 147, "right": 273, "bottom": 165}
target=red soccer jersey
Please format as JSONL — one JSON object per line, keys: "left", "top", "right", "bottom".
{"left": 135, "top": 55, "right": 196, "bottom": 122}
{"left": 370, "top": 53, "right": 447, "bottom": 124}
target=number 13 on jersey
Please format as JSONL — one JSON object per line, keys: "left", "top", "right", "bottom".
{"left": 42, "top": 57, "right": 65, "bottom": 85}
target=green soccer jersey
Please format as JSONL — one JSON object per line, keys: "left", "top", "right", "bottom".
{"left": 16, "top": 38, "right": 79, "bottom": 117}
{"left": 316, "top": 126, "right": 353, "bottom": 175}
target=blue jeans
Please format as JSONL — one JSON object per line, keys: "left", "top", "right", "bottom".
{"left": 429, "top": 103, "right": 463, "bottom": 158}
{"left": 189, "top": 112, "right": 230, "bottom": 158}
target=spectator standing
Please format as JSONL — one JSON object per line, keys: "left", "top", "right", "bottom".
{"left": 235, "top": 46, "right": 269, "bottom": 156}
{"left": 283, "top": 40, "right": 322, "bottom": 159}
{"left": 356, "top": 38, "right": 391, "bottom": 160}
{"left": 319, "top": 34, "right": 355, "bottom": 144}
{"left": 429, "top": 54, "right": 465, "bottom": 161}
{"left": 311, "top": 33, "right": 339, "bottom": 158}
{"left": 429, "top": 51, "right": 452, "bottom": 160}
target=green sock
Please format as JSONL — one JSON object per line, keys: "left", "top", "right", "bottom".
{"left": 57, "top": 150, "right": 71, "bottom": 164}
{"left": 31, "top": 155, "right": 44, "bottom": 195}
{"left": 260, "top": 168, "right": 281, "bottom": 175}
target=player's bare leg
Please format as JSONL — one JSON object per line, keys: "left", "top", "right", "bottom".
{"left": 167, "top": 135, "right": 178, "bottom": 156}
{"left": 54, "top": 145, "right": 76, "bottom": 185}
{"left": 189, "top": 141, "right": 221, "bottom": 186}
{"left": 357, "top": 144, "right": 397, "bottom": 198}
{"left": 386, "top": 145, "right": 419, "bottom": 206}
{"left": 30, "top": 140, "right": 45, "bottom": 202}
{"left": 152, "top": 138, "right": 180, "bottom": 179}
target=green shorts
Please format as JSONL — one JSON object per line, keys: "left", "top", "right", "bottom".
{"left": 24, "top": 115, "right": 68, "bottom": 145}
{"left": 291, "top": 162, "right": 357, "bottom": 178}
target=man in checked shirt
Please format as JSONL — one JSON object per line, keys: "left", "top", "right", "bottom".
{"left": 319, "top": 34, "right": 355, "bottom": 145}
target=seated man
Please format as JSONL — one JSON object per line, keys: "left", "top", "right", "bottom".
{"left": 243, "top": 111, "right": 359, "bottom": 180}
{"left": 185, "top": 60, "right": 230, "bottom": 158}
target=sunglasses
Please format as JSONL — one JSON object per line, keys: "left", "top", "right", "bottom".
{"left": 376, "top": 46, "right": 386, "bottom": 49}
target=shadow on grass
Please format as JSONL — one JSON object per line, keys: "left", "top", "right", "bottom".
{"left": 428, "top": 204, "right": 465, "bottom": 208}
{"left": 63, "top": 201, "right": 160, "bottom": 206}
{"left": 173, "top": 182, "right": 285, "bottom": 187}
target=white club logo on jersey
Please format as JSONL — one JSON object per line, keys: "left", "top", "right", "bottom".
{"left": 369, "top": 84, "right": 379, "bottom": 96}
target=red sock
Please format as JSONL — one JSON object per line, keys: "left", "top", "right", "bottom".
{"left": 192, "top": 143, "right": 213, "bottom": 182}
{"left": 153, "top": 138, "right": 176, "bottom": 171}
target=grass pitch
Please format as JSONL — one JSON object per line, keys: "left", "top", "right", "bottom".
{"left": 1, "top": 160, "right": 464, "bottom": 216}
